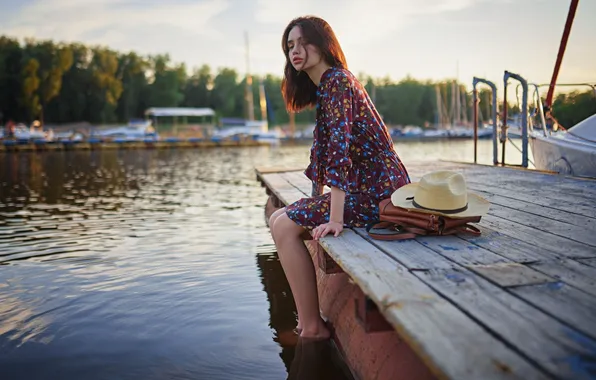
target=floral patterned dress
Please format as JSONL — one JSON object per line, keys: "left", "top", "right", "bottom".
{"left": 285, "top": 66, "right": 411, "bottom": 228}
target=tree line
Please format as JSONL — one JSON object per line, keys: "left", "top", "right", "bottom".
{"left": 1, "top": 36, "right": 594, "bottom": 129}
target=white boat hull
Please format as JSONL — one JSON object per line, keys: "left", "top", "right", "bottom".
{"left": 530, "top": 132, "right": 596, "bottom": 178}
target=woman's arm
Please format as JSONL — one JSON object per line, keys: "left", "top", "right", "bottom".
{"left": 313, "top": 186, "right": 345, "bottom": 240}
{"left": 329, "top": 186, "right": 345, "bottom": 224}
{"left": 313, "top": 72, "right": 354, "bottom": 240}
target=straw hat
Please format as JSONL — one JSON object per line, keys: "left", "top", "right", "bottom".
{"left": 390, "top": 170, "right": 489, "bottom": 218}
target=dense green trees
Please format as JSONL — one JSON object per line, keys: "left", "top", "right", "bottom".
{"left": 552, "top": 89, "right": 596, "bottom": 128}
{"left": 0, "top": 36, "right": 593, "bottom": 129}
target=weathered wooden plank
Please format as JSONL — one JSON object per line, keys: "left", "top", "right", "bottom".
{"left": 317, "top": 230, "right": 545, "bottom": 380}
{"left": 511, "top": 281, "right": 596, "bottom": 341}
{"left": 362, "top": 214, "right": 584, "bottom": 272}
{"left": 417, "top": 235, "right": 511, "bottom": 267}
{"left": 466, "top": 179, "right": 596, "bottom": 220}
{"left": 280, "top": 171, "right": 310, "bottom": 188}
{"left": 260, "top": 173, "right": 306, "bottom": 206}
{"left": 482, "top": 214, "right": 596, "bottom": 259}
{"left": 472, "top": 190, "right": 596, "bottom": 228}
{"left": 414, "top": 267, "right": 596, "bottom": 380}
{"left": 485, "top": 204, "right": 596, "bottom": 248}
{"left": 461, "top": 225, "right": 563, "bottom": 263}
{"left": 259, "top": 171, "right": 295, "bottom": 191}
{"left": 528, "top": 260, "right": 596, "bottom": 298}
{"left": 275, "top": 189, "right": 309, "bottom": 210}
{"left": 355, "top": 227, "right": 456, "bottom": 271}
{"left": 354, "top": 227, "right": 596, "bottom": 379}
{"left": 467, "top": 263, "right": 557, "bottom": 287}
{"left": 358, "top": 221, "right": 596, "bottom": 378}
{"left": 577, "top": 258, "right": 596, "bottom": 268}
{"left": 467, "top": 170, "right": 596, "bottom": 202}
{"left": 278, "top": 171, "right": 322, "bottom": 199}
{"left": 258, "top": 172, "right": 294, "bottom": 198}
{"left": 359, "top": 224, "right": 556, "bottom": 286}
{"left": 281, "top": 170, "right": 314, "bottom": 195}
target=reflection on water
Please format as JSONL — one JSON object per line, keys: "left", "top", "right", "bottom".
{"left": 0, "top": 140, "right": 514, "bottom": 379}
{"left": 256, "top": 252, "right": 353, "bottom": 380}
{"left": 0, "top": 147, "right": 357, "bottom": 380}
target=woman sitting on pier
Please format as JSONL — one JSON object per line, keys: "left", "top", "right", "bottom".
{"left": 269, "top": 16, "right": 411, "bottom": 340}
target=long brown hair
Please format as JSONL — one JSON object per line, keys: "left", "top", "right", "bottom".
{"left": 281, "top": 16, "right": 348, "bottom": 112}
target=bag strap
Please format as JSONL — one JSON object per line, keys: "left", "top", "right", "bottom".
{"left": 442, "top": 223, "right": 481, "bottom": 237}
{"left": 365, "top": 221, "right": 418, "bottom": 241}
{"left": 366, "top": 211, "right": 483, "bottom": 241}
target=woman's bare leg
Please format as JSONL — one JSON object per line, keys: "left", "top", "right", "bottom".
{"left": 272, "top": 213, "right": 329, "bottom": 339}
{"left": 268, "top": 206, "right": 316, "bottom": 332}
{"left": 269, "top": 207, "right": 305, "bottom": 331}
{"left": 268, "top": 207, "right": 286, "bottom": 230}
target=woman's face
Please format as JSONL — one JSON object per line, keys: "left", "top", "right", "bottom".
{"left": 287, "top": 25, "right": 322, "bottom": 72}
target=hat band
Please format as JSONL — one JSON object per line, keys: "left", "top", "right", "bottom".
{"left": 408, "top": 197, "right": 469, "bottom": 214}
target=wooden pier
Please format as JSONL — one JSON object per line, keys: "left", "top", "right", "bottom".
{"left": 256, "top": 160, "right": 596, "bottom": 380}
{"left": 0, "top": 138, "right": 269, "bottom": 152}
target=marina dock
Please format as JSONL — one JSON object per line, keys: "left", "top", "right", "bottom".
{"left": 256, "top": 161, "right": 596, "bottom": 380}
{"left": 0, "top": 138, "right": 270, "bottom": 152}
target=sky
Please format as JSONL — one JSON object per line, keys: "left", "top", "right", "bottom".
{"left": 1, "top": 0, "right": 595, "bottom": 93}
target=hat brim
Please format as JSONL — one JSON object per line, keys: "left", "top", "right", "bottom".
{"left": 390, "top": 183, "right": 490, "bottom": 218}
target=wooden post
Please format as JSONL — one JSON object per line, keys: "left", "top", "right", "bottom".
{"left": 354, "top": 291, "right": 393, "bottom": 333}
{"left": 317, "top": 248, "right": 343, "bottom": 274}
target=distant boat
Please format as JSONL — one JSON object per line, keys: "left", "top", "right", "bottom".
{"left": 0, "top": 124, "right": 47, "bottom": 140}
{"left": 423, "top": 128, "right": 449, "bottom": 138}
{"left": 213, "top": 118, "right": 281, "bottom": 145}
{"left": 397, "top": 125, "right": 424, "bottom": 138}
{"left": 91, "top": 120, "right": 158, "bottom": 141}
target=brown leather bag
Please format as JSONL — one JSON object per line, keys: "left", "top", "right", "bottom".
{"left": 366, "top": 198, "right": 482, "bottom": 241}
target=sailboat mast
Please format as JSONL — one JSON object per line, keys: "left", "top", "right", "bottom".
{"left": 435, "top": 85, "right": 443, "bottom": 128}
{"left": 545, "top": 0, "right": 579, "bottom": 111}
{"left": 455, "top": 61, "right": 464, "bottom": 125}
{"left": 451, "top": 81, "right": 456, "bottom": 126}
{"left": 461, "top": 87, "right": 468, "bottom": 125}
{"left": 245, "top": 31, "right": 255, "bottom": 121}
{"left": 455, "top": 83, "right": 461, "bottom": 125}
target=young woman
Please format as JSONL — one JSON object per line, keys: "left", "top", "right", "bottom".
{"left": 269, "top": 16, "right": 410, "bottom": 340}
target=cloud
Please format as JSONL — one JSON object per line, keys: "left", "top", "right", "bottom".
{"left": 2, "top": 0, "right": 231, "bottom": 46}
{"left": 255, "top": 0, "right": 479, "bottom": 45}
{"left": 2, "top": 0, "right": 592, "bottom": 85}
{"left": 247, "top": 0, "right": 484, "bottom": 74}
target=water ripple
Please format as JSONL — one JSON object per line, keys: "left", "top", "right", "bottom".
{"left": 0, "top": 146, "right": 385, "bottom": 379}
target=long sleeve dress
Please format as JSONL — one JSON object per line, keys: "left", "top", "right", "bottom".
{"left": 285, "top": 66, "right": 411, "bottom": 228}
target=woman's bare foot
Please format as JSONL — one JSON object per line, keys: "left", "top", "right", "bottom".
{"left": 299, "top": 318, "right": 331, "bottom": 340}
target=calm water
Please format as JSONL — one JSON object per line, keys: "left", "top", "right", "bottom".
{"left": 0, "top": 140, "right": 523, "bottom": 380}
